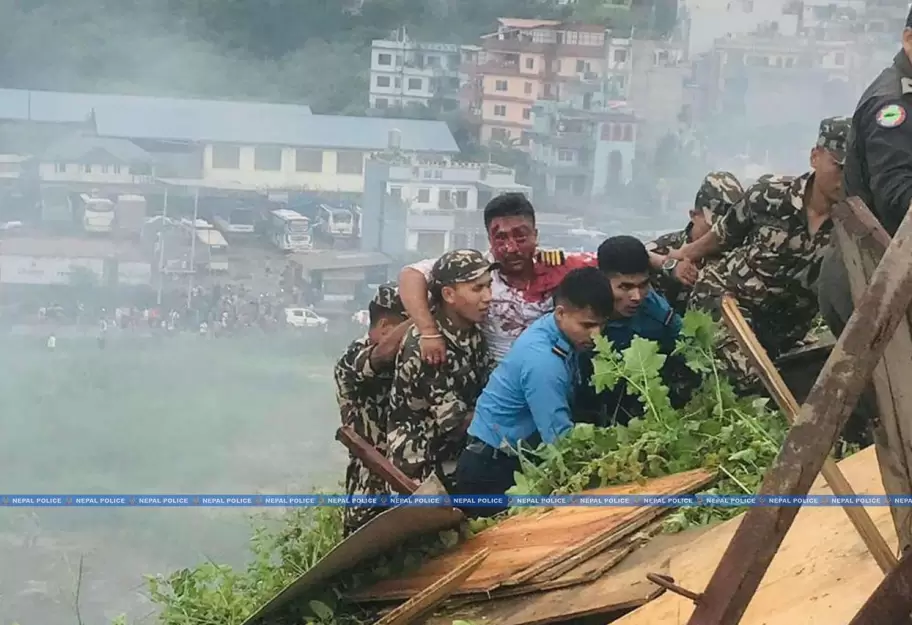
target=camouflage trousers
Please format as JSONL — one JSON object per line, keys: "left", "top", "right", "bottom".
{"left": 688, "top": 279, "right": 815, "bottom": 395}
{"left": 342, "top": 459, "right": 389, "bottom": 537}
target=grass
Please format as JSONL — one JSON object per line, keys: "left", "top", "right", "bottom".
{"left": 0, "top": 331, "right": 349, "bottom": 625}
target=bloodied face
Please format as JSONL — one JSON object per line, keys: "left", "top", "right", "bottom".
{"left": 487, "top": 215, "right": 538, "bottom": 276}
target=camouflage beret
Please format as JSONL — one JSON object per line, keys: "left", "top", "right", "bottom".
{"left": 694, "top": 171, "right": 745, "bottom": 223}
{"left": 431, "top": 249, "right": 498, "bottom": 287}
{"left": 816, "top": 116, "right": 851, "bottom": 165}
{"left": 371, "top": 282, "right": 404, "bottom": 313}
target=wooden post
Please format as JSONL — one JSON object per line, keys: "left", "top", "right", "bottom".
{"left": 686, "top": 201, "right": 912, "bottom": 625}
{"left": 336, "top": 426, "right": 419, "bottom": 495}
{"left": 720, "top": 295, "right": 897, "bottom": 572}
{"left": 847, "top": 549, "right": 912, "bottom": 625}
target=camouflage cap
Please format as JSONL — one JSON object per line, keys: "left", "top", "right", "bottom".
{"left": 694, "top": 171, "right": 745, "bottom": 223}
{"left": 816, "top": 116, "right": 851, "bottom": 165}
{"left": 371, "top": 282, "right": 404, "bottom": 314}
{"left": 431, "top": 249, "right": 498, "bottom": 287}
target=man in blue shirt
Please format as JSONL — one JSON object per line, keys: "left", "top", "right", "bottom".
{"left": 452, "top": 267, "right": 615, "bottom": 515}
{"left": 576, "top": 235, "right": 688, "bottom": 426}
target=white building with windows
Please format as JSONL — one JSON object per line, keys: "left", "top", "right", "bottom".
{"left": 362, "top": 152, "right": 530, "bottom": 256}
{"left": 369, "top": 30, "right": 468, "bottom": 113}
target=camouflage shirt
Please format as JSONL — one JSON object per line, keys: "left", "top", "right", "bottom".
{"left": 386, "top": 313, "right": 493, "bottom": 484}
{"left": 691, "top": 172, "right": 832, "bottom": 358}
{"left": 334, "top": 335, "right": 395, "bottom": 533}
{"left": 646, "top": 228, "right": 691, "bottom": 316}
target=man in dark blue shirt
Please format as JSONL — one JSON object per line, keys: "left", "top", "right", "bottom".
{"left": 576, "top": 235, "right": 686, "bottom": 426}
{"left": 452, "top": 267, "right": 615, "bottom": 515}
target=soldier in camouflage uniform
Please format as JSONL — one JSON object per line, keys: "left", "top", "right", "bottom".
{"left": 387, "top": 249, "right": 495, "bottom": 487}
{"left": 646, "top": 171, "right": 745, "bottom": 315}
{"left": 671, "top": 117, "right": 850, "bottom": 390}
{"left": 334, "top": 283, "right": 410, "bottom": 536}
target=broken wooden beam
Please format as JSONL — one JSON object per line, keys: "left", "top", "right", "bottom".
{"left": 373, "top": 549, "right": 490, "bottom": 625}
{"left": 719, "top": 295, "right": 897, "bottom": 573}
{"left": 846, "top": 548, "right": 912, "bottom": 625}
{"left": 685, "top": 202, "right": 912, "bottom": 625}
{"left": 335, "top": 426, "right": 419, "bottom": 495}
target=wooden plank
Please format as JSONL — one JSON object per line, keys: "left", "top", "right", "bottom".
{"left": 836, "top": 209, "right": 912, "bottom": 554}
{"left": 847, "top": 548, "right": 912, "bottom": 625}
{"left": 424, "top": 528, "right": 702, "bottom": 625}
{"left": 336, "top": 425, "right": 419, "bottom": 495}
{"left": 719, "top": 295, "right": 897, "bottom": 572}
{"left": 373, "top": 549, "right": 490, "bottom": 625}
{"left": 614, "top": 446, "right": 900, "bottom": 625}
{"left": 243, "top": 475, "right": 461, "bottom": 625}
{"left": 347, "top": 469, "right": 715, "bottom": 602}
{"left": 684, "top": 203, "right": 912, "bottom": 625}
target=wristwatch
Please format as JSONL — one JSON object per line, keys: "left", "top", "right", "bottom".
{"left": 661, "top": 258, "right": 679, "bottom": 276}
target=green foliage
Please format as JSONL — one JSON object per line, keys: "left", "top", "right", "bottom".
{"left": 508, "top": 310, "right": 791, "bottom": 530}
{"left": 146, "top": 504, "right": 344, "bottom": 625}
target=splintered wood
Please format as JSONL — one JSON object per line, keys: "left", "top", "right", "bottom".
{"left": 347, "top": 468, "right": 714, "bottom": 603}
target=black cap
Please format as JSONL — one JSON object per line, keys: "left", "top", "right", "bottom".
{"left": 907, "top": 5, "right": 912, "bottom": 28}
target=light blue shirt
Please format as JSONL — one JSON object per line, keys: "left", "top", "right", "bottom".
{"left": 468, "top": 313, "right": 576, "bottom": 450}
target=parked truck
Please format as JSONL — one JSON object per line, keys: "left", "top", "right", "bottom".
{"left": 115, "top": 194, "right": 147, "bottom": 236}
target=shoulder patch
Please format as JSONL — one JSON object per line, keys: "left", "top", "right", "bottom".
{"left": 551, "top": 345, "right": 569, "bottom": 359}
{"left": 876, "top": 104, "right": 906, "bottom": 128}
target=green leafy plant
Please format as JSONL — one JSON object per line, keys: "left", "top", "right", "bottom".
{"left": 508, "top": 310, "right": 791, "bottom": 530}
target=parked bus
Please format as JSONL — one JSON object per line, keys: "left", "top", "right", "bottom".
{"left": 317, "top": 204, "right": 354, "bottom": 237}
{"left": 269, "top": 209, "right": 312, "bottom": 252}
{"left": 71, "top": 193, "right": 115, "bottom": 233}
{"left": 213, "top": 207, "right": 256, "bottom": 234}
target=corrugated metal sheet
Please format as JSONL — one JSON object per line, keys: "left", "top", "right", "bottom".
{"left": 0, "top": 88, "right": 459, "bottom": 153}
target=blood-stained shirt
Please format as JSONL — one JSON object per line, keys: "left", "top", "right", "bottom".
{"left": 406, "top": 251, "right": 597, "bottom": 362}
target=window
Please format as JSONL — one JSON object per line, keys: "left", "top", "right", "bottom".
{"left": 449, "top": 76, "right": 460, "bottom": 89}
{"left": 623, "top": 125, "right": 633, "bottom": 142}
{"left": 378, "top": 53, "right": 392, "bottom": 66}
{"left": 100, "top": 164, "right": 110, "bottom": 173}
{"left": 614, "top": 49, "right": 628, "bottom": 64}
{"left": 494, "top": 104, "right": 507, "bottom": 117}
{"left": 523, "top": 108, "right": 531, "bottom": 120}
{"left": 525, "top": 57, "right": 534, "bottom": 69}
{"left": 408, "top": 78, "right": 423, "bottom": 90}
{"left": 295, "top": 149, "right": 323, "bottom": 172}
{"left": 336, "top": 151, "right": 363, "bottom": 175}
{"left": 376, "top": 75, "right": 391, "bottom": 87}
{"left": 495, "top": 80, "right": 508, "bottom": 92}
{"left": 112, "top": 165, "right": 122, "bottom": 174}
{"left": 83, "top": 164, "right": 92, "bottom": 173}
{"left": 524, "top": 81, "right": 533, "bottom": 95}
{"left": 455, "top": 190, "right": 468, "bottom": 208}
{"left": 427, "top": 55, "right": 439, "bottom": 67}
{"left": 212, "top": 144, "right": 240, "bottom": 169}
{"left": 491, "top": 127, "right": 510, "bottom": 141}
{"left": 389, "top": 186, "right": 402, "bottom": 199}
{"left": 417, "top": 188, "right": 430, "bottom": 203}
{"left": 375, "top": 98, "right": 389, "bottom": 109}
{"left": 558, "top": 149, "right": 573, "bottom": 162}
{"left": 576, "top": 60, "right": 585, "bottom": 72}
{"left": 254, "top": 146, "right": 282, "bottom": 171}
{"left": 55, "top": 163, "right": 66, "bottom": 173}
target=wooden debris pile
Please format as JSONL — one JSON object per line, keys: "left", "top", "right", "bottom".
{"left": 347, "top": 468, "right": 715, "bottom": 625}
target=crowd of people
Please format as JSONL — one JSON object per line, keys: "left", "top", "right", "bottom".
{"left": 332, "top": 113, "right": 853, "bottom": 536}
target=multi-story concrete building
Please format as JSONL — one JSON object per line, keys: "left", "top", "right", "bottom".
{"left": 463, "top": 18, "right": 617, "bottom": 145}
{"left": 528, "top": 85, "right": 638, "bottom": 206}
{"left": 362, "top": 151, "right": 530, "bottom": 257}
{"left": 368, "top": 30, "right": 467, "bottom": 113}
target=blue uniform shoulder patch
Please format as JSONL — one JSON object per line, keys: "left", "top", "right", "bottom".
{"left": 551, "top": 345, "right": 569, "bottom": 359}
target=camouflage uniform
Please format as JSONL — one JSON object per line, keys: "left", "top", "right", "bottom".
{"left": 387, "top": 250, "right": 495, "bottom": 486}
{"left": 334, "top": 283, "right": 405, "bottom": 536}
{"left": 688, "top": 117, "right": 850, "bottom": 390}
{"left": 647, "top": 171, "right": 745, "bottom": 315}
